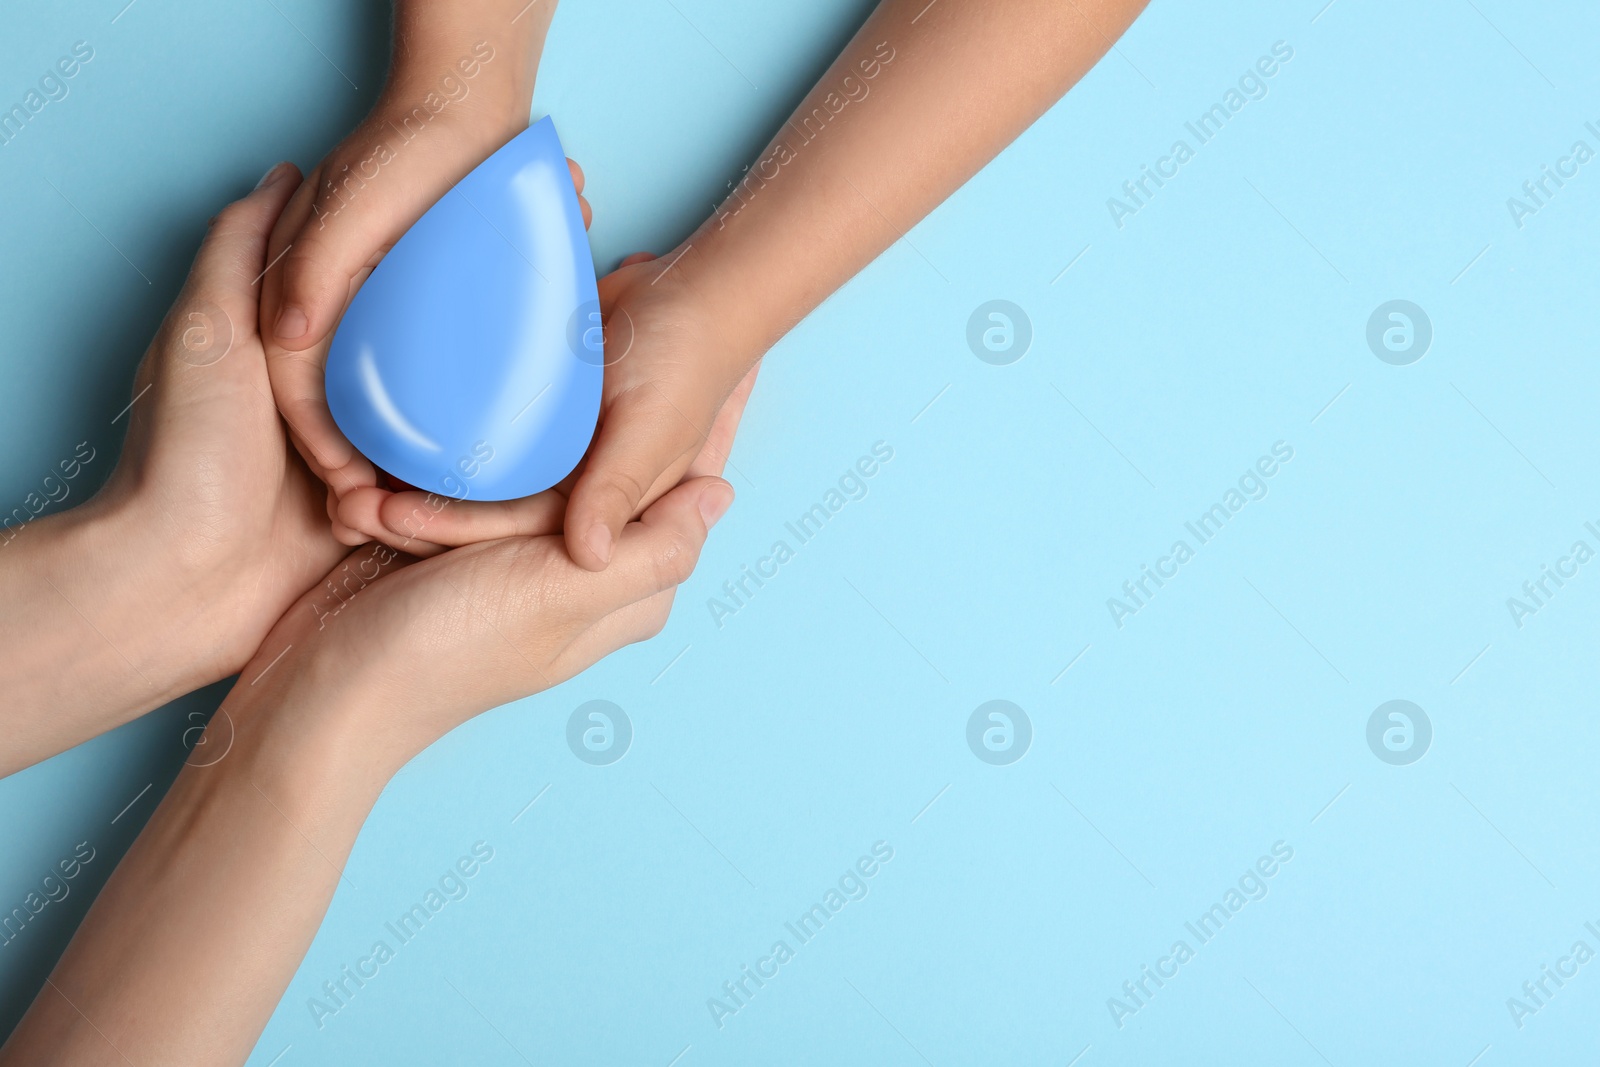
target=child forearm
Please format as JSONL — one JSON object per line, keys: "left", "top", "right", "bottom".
{"left": 390, "top": 0, "right": 558, "bottom": 118}
{"left": 683, "top": 0, "right": 1150, "bottom": 354}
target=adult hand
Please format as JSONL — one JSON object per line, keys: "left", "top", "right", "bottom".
{"left": 1, "top": 162, "right": 347, "bottom": 775}
{"left": 254, "top": 471, "right": 733, "bottom": 783}
{"left": 100, "top": 162, "right": 351, "bottom": 671}
{"left": 1, "top": 403, "right": 736, "bottom": 1066}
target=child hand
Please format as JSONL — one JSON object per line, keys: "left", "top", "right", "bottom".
{"left": 553, "top": 248, "right": 760, "bottom": 569}
{"left": 331, "top": 250, "right": 761, "bottom": 558}
{"left": 258, "top": 77, "right": 589, "bottom": 544}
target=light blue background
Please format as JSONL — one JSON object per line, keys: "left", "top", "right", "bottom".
{"left": 3, "top": 0, "right": 1598, "bottom": 1063}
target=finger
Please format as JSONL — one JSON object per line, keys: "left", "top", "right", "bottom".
{"left": 179, "top": 161, "right": 300, "bottom": 336}
{"left": 288, "top": 423, "right": 377, "bottom": 500}
{"left": 265, "top": 174, "right": 393, "bottom": 353}
{"left": 259, "top": 172, "right": 319, "bottom": 338}
{"left": 273, "top": 342, "right": 367, "bottom": 476}
{"left": 333, "top": 487, "right": 456, "bottom": 556}
{"left": 259, "top": 172, "right": 318, "bottom": 343}
{"left": 552, "top": 476, "right": 732, "bottom": 619}
{"left": 614, "top": 474, "right": 733, "bottom": 597}
{"left": 600, "top": 252, "right": 659, "bottom": 297}
{"left": 325, "top": 484, "right": 371, "bottom": 546}
{"left": 335, "top": 484, "right": 564, "bottom": 550}
{"left": 686, "top": 359, "right": 761, "bottom": 480}
{"left": 268, "top": 154, "right": 586, "bottom": 348}
{"left": 549, "top": 587, "right": 679, "bottom": 680}
{"left": 261, "top": 159, "right": 410, "bottom": 475}
{"left": 566, "top": 159, "right": 593, "bottom": 230}
{"left": 259, "top": 178, "right": 370, "bottom": 477}
{"left": 563, "top": 386, "right": 712, "bottom": 570}
{"left": 332, "top": 522, "right": 370, "bottom": 546}
{"left": 528, "top": 476, "right": 730, "bottom": 628}
{"left": 375, "top": 489, "right": 567, "bottom": 548}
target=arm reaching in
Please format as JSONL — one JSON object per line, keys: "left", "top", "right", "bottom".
{"left": 0, "top": 359, "right": 752, "bottom": 1067}
{"left": 343, "top": 0, "right": 1149, "bottom": 559}
{"left": 259, "top": 0, "right": 581, "bottom": 543}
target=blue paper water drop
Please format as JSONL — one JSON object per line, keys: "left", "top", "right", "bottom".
{"left": 325, "top": 117, "right": 602, "bottom": 502}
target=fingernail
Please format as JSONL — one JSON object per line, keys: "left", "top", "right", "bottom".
{"left": 255, "top": 161, "right": 291, "bottom": 190}
{"left": 275, "top": 306, "right": 308, "bottom": 342}
{"left": 698, "top": 483, "right": 734, "bottom": 528}
{"left": 584, "top": 522, "right": 613, "bottom": 565}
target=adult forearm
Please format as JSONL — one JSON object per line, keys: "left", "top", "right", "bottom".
{"left": 685, "top": 0, "right": 1149, "bottom": 353}
{"left": 0, "top": 649, "right": 388, "bottom": 1066}
{"left": 0, "top": 499, "right": 232, "bottom": 778}
{"left": 1, "top": 423, "right": 732, "bottom": 1062}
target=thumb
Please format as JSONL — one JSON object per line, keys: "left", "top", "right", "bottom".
{"left": 183, "top": 161, "right": 301, "bottom": 336}
{"left": 577, "top": 475, "right": 736, "bottom": 616}
{"left": 265, "top": 169, "right": 386, "bottom": 351}
{"left": 564, "top": 385, "right": 711, "bottom": 570}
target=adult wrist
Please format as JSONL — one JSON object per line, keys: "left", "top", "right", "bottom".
{"left": 212, "top": 549, "right": 437, "bottom": 800}
{"left": 85, "top": 489, "right": 266, "bottom": 689}
{"left": 0, "top": 497, "right": 227, "bottom": 775}
{"left": 54, "top": 497, "right": 224, "bottom": 692}
{"left": 207, "top": 662, "right": 392, "bottom": 845}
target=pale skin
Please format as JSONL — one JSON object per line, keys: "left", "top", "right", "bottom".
{"left": 3, "top": 0, "right": 1146, "bottom": 1060}
{"left": 0, "top": 141, "right": 590, "bottom": 777}
{"left": 0, "top": 163, "right": 346, "bottom": 780}
{"left": 257, "top": 0, "right": 578, "bottom": 547}
{"left": 0, "top": 486, "right": 740, "bottom": 1066}
{"left": 0, "top": 168, "right": 744, "bottom": 1065}
{"left": 266, "top": 0, "right": 1149, "bottom": 567}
